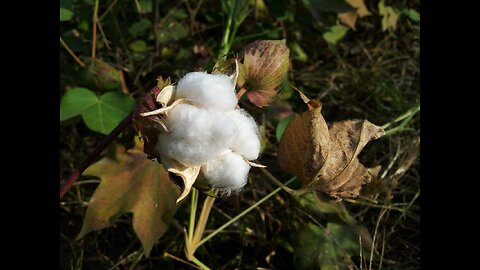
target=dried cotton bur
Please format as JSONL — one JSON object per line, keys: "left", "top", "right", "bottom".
{"left": 277, "top": 93, "right": 384, "bottom": 199}
{"left": 133, "top": 65, "right": 262, "bottom": 203}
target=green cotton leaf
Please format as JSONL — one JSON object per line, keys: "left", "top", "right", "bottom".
{"left": 294, "top": 222, "right": 373, "bottom": 270}
{"left": 60, "top": 88, "right": 98, "bottom": 121}
{"left": 130, "top": 40, "right": 147, "bottom": 52}
{"left": 129, "top": 19, "right": 152, "bottom": 37}
{"left": 276, "top": 114, "right": 294, "bottom": 143}
{"left": 404, "top": 8, "right": 420, "bottom": 23}
{"left": 296, "top": 192, "right": 357, "bottom": 225}
{"left": 82, "top": 92, "right": 136, "bottom": 135}
{"left": 323, "top": 24, "right": 349, "bottom": 45}
{"left": 78, "top": 139, "right": 180, "bottom": 257}
{"left": 290, "top": 41, "right": 308, "bottom": 62}
{"left": 138, "top": 0, "right": 153, "bottom": 14}
{"left": 60, "top": 7, "right": 74, "bottom": 22}
{"left": 155, "top": 21, "right": 188, "bottom": 43}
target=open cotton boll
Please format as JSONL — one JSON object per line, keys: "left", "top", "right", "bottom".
{"left": 226, "top": 109, "right": 261, "bottom": 160}
{"left": 157, "top": 104, "right": 236, "bottom": 166}
{"left": 201, "top": 150, "right": 251, "bottom": 192}
{"left": 175, "top": 72, "right": 238, "bottom": 111}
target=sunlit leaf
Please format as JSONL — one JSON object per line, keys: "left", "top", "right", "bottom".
{"left": 278, "top": 102, "right": 384, "bottom": 199}
{"left": 379, "top": 0, "right": 399, "bottom": 31}
{"left": 60, "top": 88, "right": 98, "bottom": 121}
{"left": 323, "top": 25, "right": 349, "bottom": 45}
{"left": 82, "top": 92, "right": 135, "bottom": 135}
{"left": 77, "top": 138, "right": 180, "bottom": 256}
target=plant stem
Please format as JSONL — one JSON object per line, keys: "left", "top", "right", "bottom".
{"left": 163, "top": 252, "right": 202, "bottom": 269}
{"left": 99, "top": 0, "right": 118, "bottom": 21}
{"left": 191, "top": 257, "right": 211, "bottom": 270}
{"left": 189, "top": 188, "right": 199, "bottom": 243}
{"left": 195, "top": 177, "right": 296, "bottom": 248}
{"left": 60, "top": 112, "right": 133, "bottom": 199}
{"left": 381, "top": 104, "right": 420, "bottom": 130}
{"left": 60, "top": 37, "right": 86, "bottom": 68}
{"left": 192, "top": 193, "right": 216, "bottom": 246}
{"left": 91, "top": 0, "right": 100, "bottom": 59}
{"left": 218, "top": 1, "right": 235, "bottom": 59}
{"left": 260, "top": 168, "right": 308, "bottom": 196}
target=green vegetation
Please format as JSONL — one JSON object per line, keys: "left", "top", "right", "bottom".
{"left": 60, "top": 0, "right": 419, "bottom": 269}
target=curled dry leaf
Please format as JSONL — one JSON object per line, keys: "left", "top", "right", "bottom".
{"left": 160, "top": 157, "right": 201, "bottom": 203}
{"left": 77, "top": 137, "right": 180, "bottom": 256}
{"left": 278, "top": 104, "right": 384, "bottom": 199}
{"left": 339, "top": 0, "right": 371, "bottom": 30}
{"left": 237, "top": 40, "right": 290, "bottom": 107}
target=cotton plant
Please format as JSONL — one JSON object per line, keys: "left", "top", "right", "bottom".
{"left": 139, "top": 66, "right": 264, "bottom": 202}
{"left": 64, "top": 39, "right": 386, "bottom": 268}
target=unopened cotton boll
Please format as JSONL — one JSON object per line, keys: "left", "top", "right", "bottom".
{"left": 201, "top": 150, "right": 251, "bottom": 192}
{"left": 157, "top": 104, "right": 236, "bottom": 167}
{"left": 175, "top": 72, "right": 238, "bottom": 111}
{"left": 226, "top": 109, "right": 261, "bottom": 160}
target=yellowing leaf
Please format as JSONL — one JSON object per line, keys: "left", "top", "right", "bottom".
{"left": 379, "top": 0, "right": 399, "bottom": 31}
{"left": 77, "top": 138, "right": 180, "bottom": 256}
{"left": 347, "top": 0, "right": 371, "bottom": 17}
{"left": 339, "top": 11, "right": 358, "bottom": 30}
{"left": 278, "top": 104, "right": 384, "bottom": 199}
{"left": 338, "top": 0, "right": 371, "bottom": 30}
{"left": 238, "top": 40, "right": 290, "bottom": 107}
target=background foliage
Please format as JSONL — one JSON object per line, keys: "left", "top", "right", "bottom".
{"left": 60, "top": 0, "right": 419, "bottom": 268}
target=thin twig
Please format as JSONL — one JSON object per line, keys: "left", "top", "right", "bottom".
{"left": 91, "top": 0, "right": 100, "bottom": 59}
{"left": 60, "top": 112, "right": 134, "bottom": 199}
{"left": 260, "top": 168, "right": 308, "bottom": 196}
{"left": 99, "top": 0, "right": 118, "bottom": 21}
{"left": 96, "top": 19, "right": 111, "bottom": 50}
{"left": 163, "top": 252, "right": 202, "bottom": 269}
{"left": 60, "top": 37, "right": 86, "bottom": 68}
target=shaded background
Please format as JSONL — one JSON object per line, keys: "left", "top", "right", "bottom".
{"left": 60, "top": 0, "right": 420, "bottom": 269}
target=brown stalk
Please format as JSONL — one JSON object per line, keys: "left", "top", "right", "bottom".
{"left": 60, "top": 112, "right": 133, "bottom": 199}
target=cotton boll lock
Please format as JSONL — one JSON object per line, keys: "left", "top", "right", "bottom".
{"left": 227, "top": 109, "right": 261, "bottom": 161}
{"left": 201, "top": 150, "right": 251, "bottom": 193}
{"left": 175, "top": 72, "right": 238, "bottom": 111}
{"left": 157, "top": 104, "right": 236, "bottom": 167}
{"left": 138, "top": 69, "right": 263, "bottom": 201}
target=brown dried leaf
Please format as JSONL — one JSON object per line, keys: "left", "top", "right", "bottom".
{"left": 77, "top": 138, "right": 180, "bottom": 256}
{"left": 339, "top": 0, "right": 371, "bottom": 30}
{"left": 347, "top": 0, "right": 371, "bottom": 17}
{"left": 339, "top": 12, "right": 358, "bottom": 30}
{"left": 238, "top": 40, "right": 290, "bottom": 107}
{"left": 278, "top": 105, "right": 330, "bottom": 184}
{"left": 278, "top": 106, "right": 384, "bottom": 199}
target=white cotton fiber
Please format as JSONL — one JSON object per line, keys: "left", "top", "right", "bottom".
{"left": 156, "top": 104, "right": 236, "bottom": 167}
{"left": 201, "top": 150, "right": 251, "bottom": 191}
{"left": 175, "top": 72, "right": 238, "bottom": 111}
{"left": 226, "top": 109, "right": 261, "bottom": 160}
